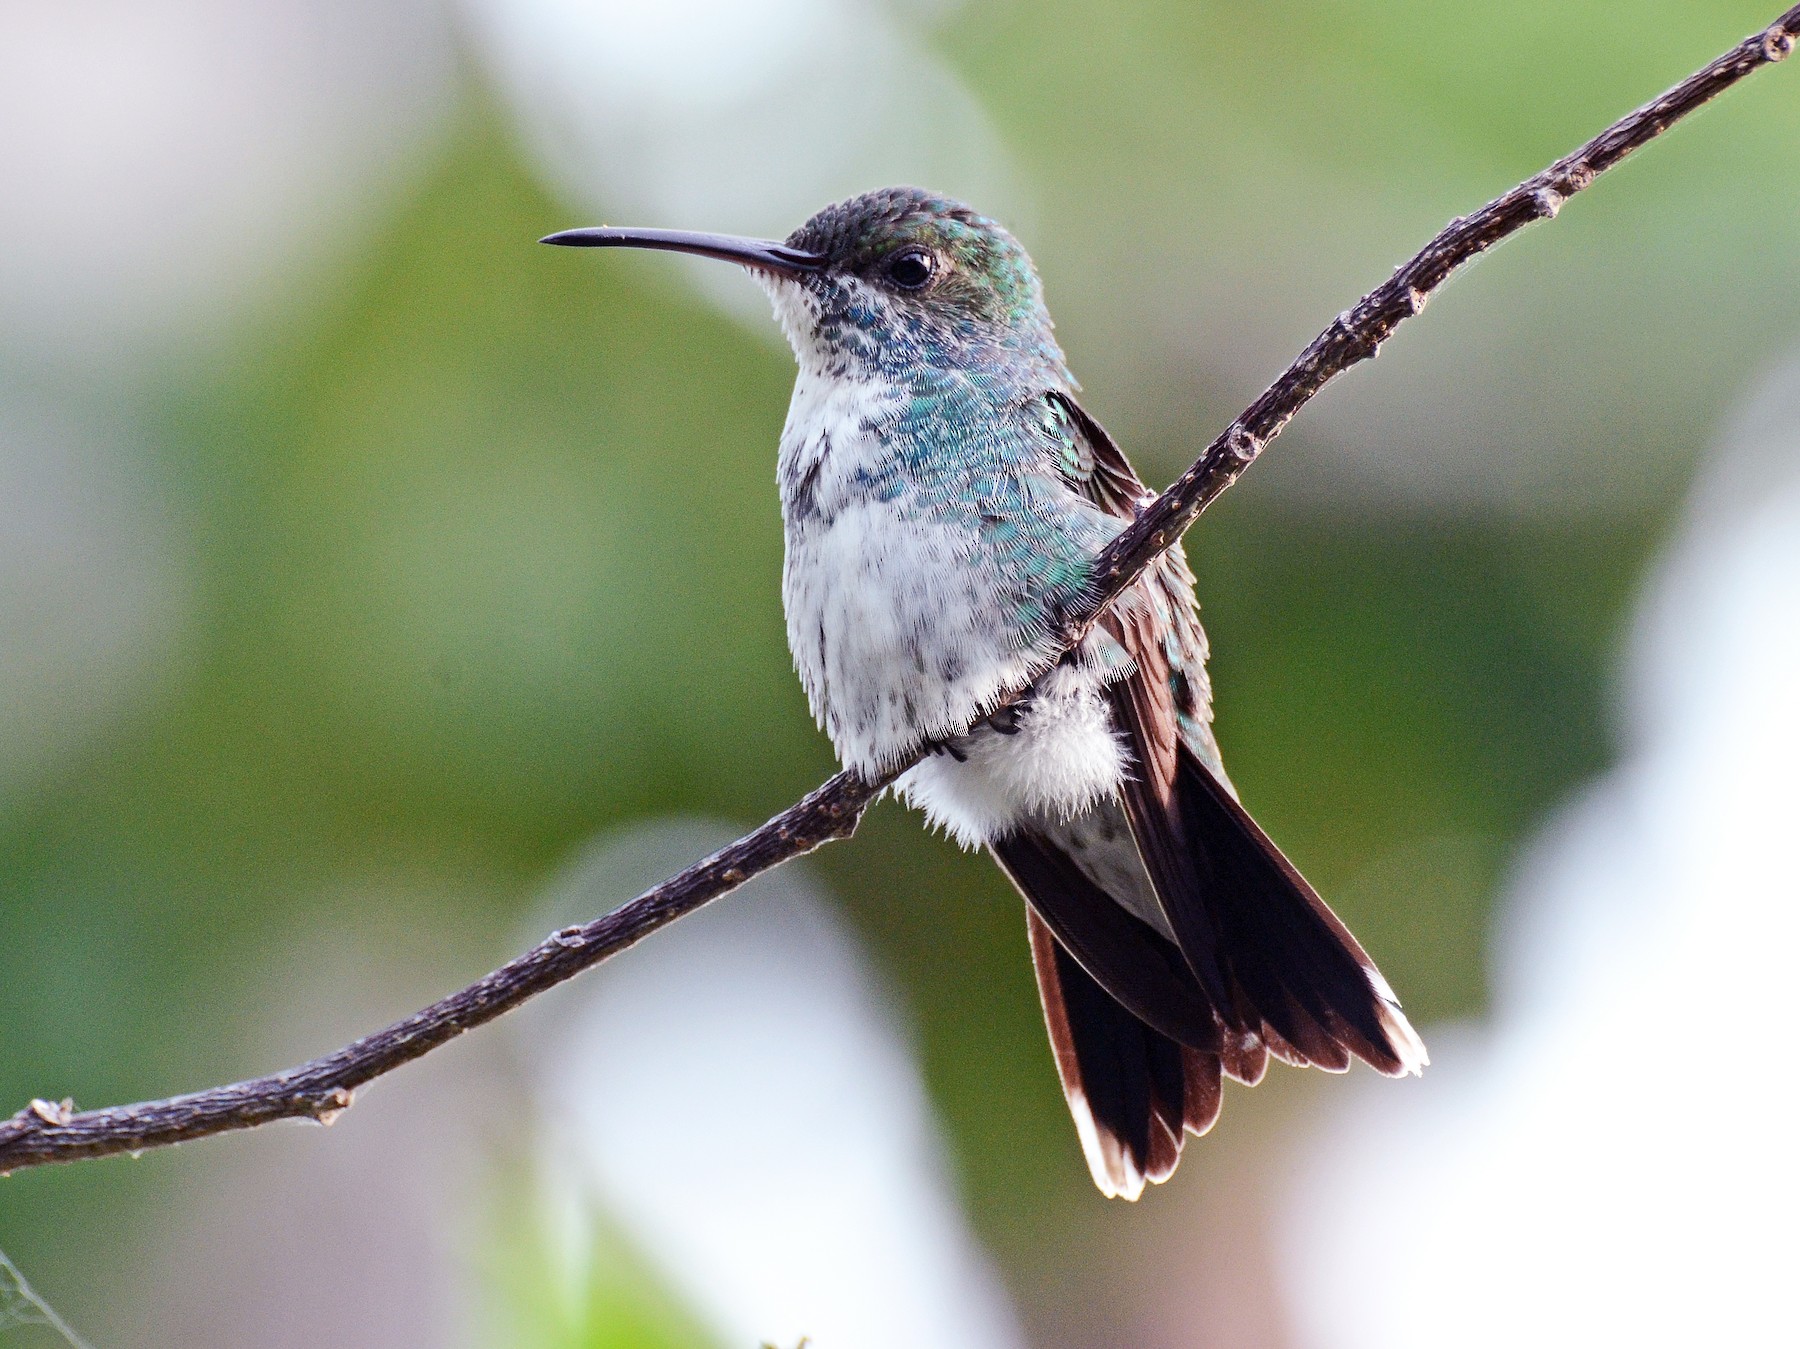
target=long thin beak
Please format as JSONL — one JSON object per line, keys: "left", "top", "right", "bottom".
{"left": 539, "top": 226, "right": 823, "bottom": 275}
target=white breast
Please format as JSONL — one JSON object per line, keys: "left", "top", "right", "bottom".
{"left": 775, "top": 366, "right": 1049, "bottom": 777}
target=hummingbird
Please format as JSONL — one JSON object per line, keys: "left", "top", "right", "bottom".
{"left": 544, "top": 187, "right": 1426, "bottom": 1200}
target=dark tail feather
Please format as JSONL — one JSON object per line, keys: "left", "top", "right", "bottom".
{"left": 1025, "top": 908, "right": 1221, "bottom": 1200}
{"left": 991, "top": 831, "right": 1219, "bottom": 1052}
{"left": 1120, "top": 739, "right": 1428, "bottom": 1078}
{"left": 1219, "top": 1024, "right": 1269, "bottom": 1087}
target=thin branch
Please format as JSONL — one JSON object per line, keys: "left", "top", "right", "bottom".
{"left": 0, "top": 1248, "right": 94, "bottom": 1349}
{"left": 3, "top": 6, "right": 1795, "bottom": 1175}
{"left": 0, "top": 773, "right": 881, "bottom": 1170}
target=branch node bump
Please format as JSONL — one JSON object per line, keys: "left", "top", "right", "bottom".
{"left": 1330, "top": 312, "right": 1379, "bottom": 362}
{"left": 551, "top": 926, "right": 585, "bottom": 949}
{"left": 1560, "top": 161, "right": 1596, "bottom": 193}
{"left": 1224, "top": 427, "right": 1262, "bottom": 465}
{"left": 1532, "top": 186, "right": 1564, "bottom": 219}
{"left": 313, "top": 1088, "right": 354, "bottom": 1126}
{"left": 27, "top": 1098, "right": 73, "bottom": 1127}
{"left": 1764, "top": 27, "right": 1795, "bottom": 61}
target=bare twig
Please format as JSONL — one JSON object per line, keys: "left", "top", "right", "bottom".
{"left": 0, "top": 1248, "right": 94, "bottom": 1349}
{"left": 3, "top": 6, "right": 1795, "bottom": 1175}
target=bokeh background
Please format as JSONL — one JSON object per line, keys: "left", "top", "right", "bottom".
{"left": 3, "top": 2, "right": 1798, "bottom": 1345}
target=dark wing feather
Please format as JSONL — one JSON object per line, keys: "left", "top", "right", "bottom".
{"left": 1048, "top": 391, "right": 1156, "bottom": 520}
{"left": 1102, "top": 586, "right": 1426, "bottom": 1077}
{"left": 1101, "top": 630, "right": 1425, "bottom": 1073}
{"left": 1048, "top": 391, "right": 1219, "bottom": 767}
{"left": 1178, "top": 757, "right": 1426, "bottom": 1076}
{"left": 1099, "top": 596, "right": 1234, "bottom": 1012}
{"left": 1053, "top": 389, "right": 1426, "bottom": 1079}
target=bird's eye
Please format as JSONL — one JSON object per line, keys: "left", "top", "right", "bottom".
{"left": 885, "top": 247, "right": 936, "bottom": 290}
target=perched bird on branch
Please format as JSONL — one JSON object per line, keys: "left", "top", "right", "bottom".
{"left": 545, "top": 187, "right": 1426, "bottom": 1199}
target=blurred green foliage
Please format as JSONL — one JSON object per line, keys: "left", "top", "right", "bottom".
{"left": 481, "top": 1186, "right": 722, "bottom": 1349}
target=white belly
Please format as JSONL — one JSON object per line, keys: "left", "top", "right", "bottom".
{"left": 893, "top": 661, "right": 1130, "bottom": 849}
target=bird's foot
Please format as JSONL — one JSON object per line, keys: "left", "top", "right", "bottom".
{"left": 983, "top": 704, "right": 1024, "bottom": 735}
{"left": 923, "top": 735, "right": 970, "bottom": 762}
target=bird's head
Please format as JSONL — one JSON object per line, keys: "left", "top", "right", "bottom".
{"left": 544, "top": 186, "right": 1066, "bottom": 385}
